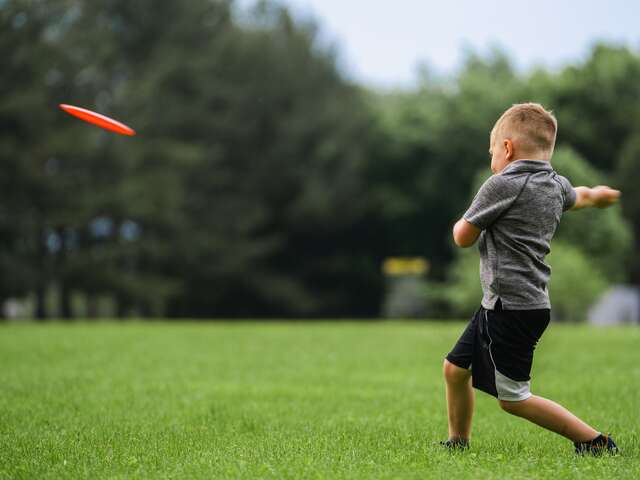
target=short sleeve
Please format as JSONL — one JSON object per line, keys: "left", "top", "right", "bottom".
{"left": 463, "top": 174, "right": 522, "bottom": 230}
{"left": 556, "top": 174, "right": 576, "bottom": 211}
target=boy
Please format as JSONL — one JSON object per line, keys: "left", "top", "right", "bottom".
{"left": 442, "top": 103, "right": 621, "bottom": 454}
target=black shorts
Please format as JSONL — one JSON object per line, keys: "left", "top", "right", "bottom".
{"left": 446, "top": 300, "right": 550, "bottom": 401}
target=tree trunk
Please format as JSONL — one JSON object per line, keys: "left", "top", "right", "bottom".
{"left": 86, "top": 293, "right": 99, "bottom": 318}
{"left": 35, "top": 225, "right": 48, "bottom": 320}
{"left": 56, "top": 227, "right": 73, "bottom": 320}
{"left": 59, "top": 282, "right": 73, "bottom": 319}
{"left": 116, "top": 295, "right": 128, "bottom": 319}
{"left": 35, "top": 284, "right": 46, "bottom": 320}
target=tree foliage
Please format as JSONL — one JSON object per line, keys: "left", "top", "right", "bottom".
{"left": 551, "top": 146, "right": 632, "bottom": 281}
{"left": 0, "top": 0, "right": 381, "bottom": 318}
{"left": 0, "top": 1, "right": 638, "bottom": 319}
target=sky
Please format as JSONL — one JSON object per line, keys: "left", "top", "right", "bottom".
{"left": 270, "top": 0, "right": 640, "bottom": 88}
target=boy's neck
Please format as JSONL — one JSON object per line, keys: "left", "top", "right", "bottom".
{"left": 510, "top": 148, "right": 551, "bottom": 163}
{"left": 509, "top": 156, "right": 550, "bottom": 164}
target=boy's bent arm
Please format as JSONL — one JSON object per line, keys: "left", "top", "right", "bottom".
{"left": 571, "top": 186, "right": 621, "bottom": 210}
{"left": 453, "top": 218, "right": 481, "bottom": 248}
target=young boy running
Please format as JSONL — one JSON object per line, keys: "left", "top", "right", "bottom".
{"left": 443, "top": 103, "right": 620, "bottom": 454}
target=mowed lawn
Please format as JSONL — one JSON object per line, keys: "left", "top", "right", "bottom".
{"left": 0, "top": 321, "right": 638, "bottom": 479}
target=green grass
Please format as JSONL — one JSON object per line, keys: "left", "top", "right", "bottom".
{"left": 0, "top": 321, "right": 638, "bottom": 479}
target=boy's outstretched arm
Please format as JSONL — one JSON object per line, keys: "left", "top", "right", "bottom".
{"left": 453, "top": 219, "right": 481, "bottom": 248}
{"left": 571, "top": 186, "right": 621, "bottom": 210}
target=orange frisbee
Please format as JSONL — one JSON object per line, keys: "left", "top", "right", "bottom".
{"left": 59, "top": 104, "right": 136, "bottom": 136}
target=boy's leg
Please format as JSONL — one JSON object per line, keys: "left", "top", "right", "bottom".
{"left": 443, "top": 359, "right": 475, "bottom": 440}
{"left": 499, "top": 395, "right": 599, "bottom": 442}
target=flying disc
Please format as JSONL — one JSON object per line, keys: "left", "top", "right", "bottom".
{"left": 59, "top": 104, "right": 136, "bottom": 136}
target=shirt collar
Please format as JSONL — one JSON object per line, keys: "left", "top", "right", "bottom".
{"left": 500, "top": 159, "right": 553, "bottom": 175}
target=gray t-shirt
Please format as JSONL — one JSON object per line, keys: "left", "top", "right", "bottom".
{"left": 463, "top": 159, "right": 576, "bottom": 310}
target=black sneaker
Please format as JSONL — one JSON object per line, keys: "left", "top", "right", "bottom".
{"left": 574, "top": 434, "right": 619, "bottom": 455}
{"left": 440, "top": 438, "right": 469, "bottom": 450}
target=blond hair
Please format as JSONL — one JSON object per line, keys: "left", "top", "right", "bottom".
{"left": 491, "top": 103, "right": 557, "bottom": 158}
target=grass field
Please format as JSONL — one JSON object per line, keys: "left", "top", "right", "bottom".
{"left": 1, "top": 321, "right": 638, "bottom": 479}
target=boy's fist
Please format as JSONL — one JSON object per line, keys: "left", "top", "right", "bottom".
{"left": 591, "top": 186, "right": 621, "bottom": 208}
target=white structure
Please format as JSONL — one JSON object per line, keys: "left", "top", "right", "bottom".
{"left": 588, "top": 285, "right": 640, "bottom": 326}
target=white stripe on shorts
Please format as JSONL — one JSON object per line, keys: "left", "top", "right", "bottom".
{"left": 485, "top": 310, "right": 532, "bottom": 401}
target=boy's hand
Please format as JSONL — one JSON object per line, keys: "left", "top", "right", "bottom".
{"left": 572, "top": 186, "right": 621, "bottom": 210}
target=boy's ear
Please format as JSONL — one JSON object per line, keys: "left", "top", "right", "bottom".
{"left": 504, "top": 139, "right": 514, "bottom": 161}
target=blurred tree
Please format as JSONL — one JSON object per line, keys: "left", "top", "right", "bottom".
{"left": 546, "top": 242, "right": 609, "bottom": 322}
{"left": 44, "top": 0, "right": 381, "bottom": 318}
{"left": 1, "top": 0, "right": 638, "bottom": 320}
{"left": 547, "top": 45, "right": 640, "bottom": 285}
{"left": 551, "top": 146, "right": 632, "bottom": 282}
{"left": 438, "top": 247, "right": 482, "bottom": 317}
{"left": 0, "top": 0, "right": 72, "bottom": 318}
{"left": 154, "top": 2, "right": 382, "bottom": 317}
{"left": 0, "top": 0, "right": 383, "bottom": 319}
{"left": 551, "top": 45, "right": 640, "bottom": 172}
{"left": 616, "top": 134, "right": 640, "bottom": 283}
{"left": 368, "top": 49, "right": 527, "bottom": 278}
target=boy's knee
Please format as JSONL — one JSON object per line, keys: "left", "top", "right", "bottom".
{"left": 443, "top": 359, "right": 471, "bottom": 384}
{"left": 499, "top": 399, "right": 524, "bottom": 415}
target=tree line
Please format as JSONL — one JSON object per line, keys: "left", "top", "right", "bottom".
{"left": 1, "top": 0, "right": 637, "bottom": 319}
